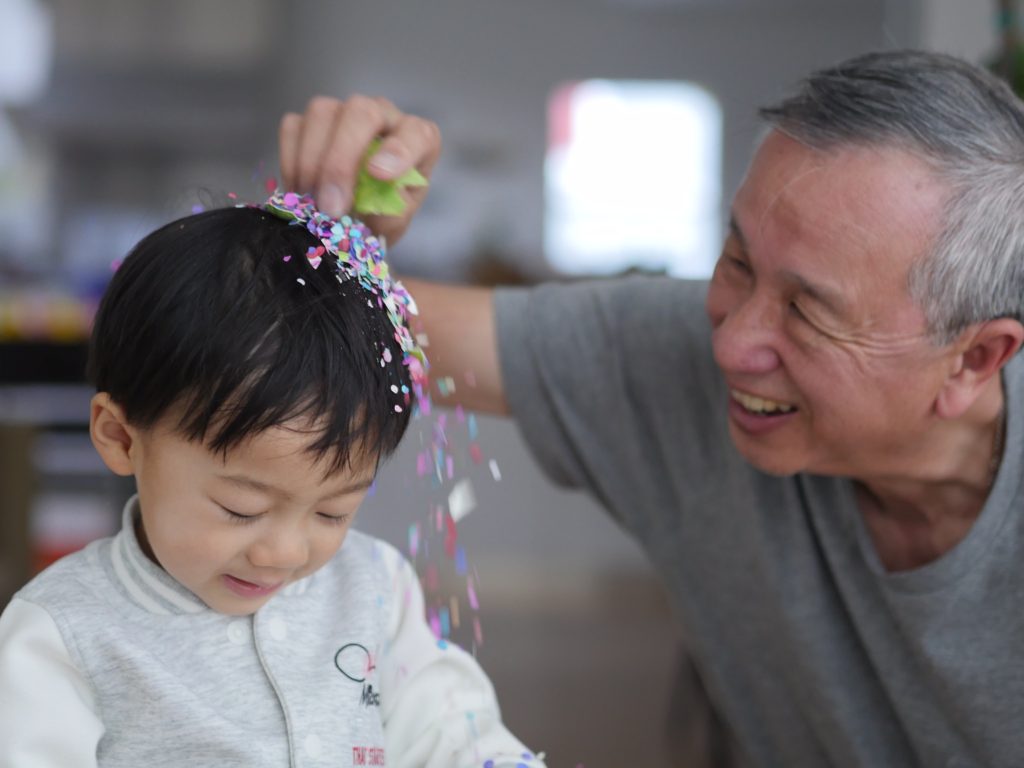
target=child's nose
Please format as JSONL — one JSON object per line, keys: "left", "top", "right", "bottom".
{"left": 248, "top": 527, "right": 309, "bottom": 571}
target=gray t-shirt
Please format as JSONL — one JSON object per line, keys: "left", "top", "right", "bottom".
{"left": 495, "top": 276, "right": 1024, "bottom": 768}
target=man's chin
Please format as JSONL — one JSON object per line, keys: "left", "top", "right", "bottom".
{"left": 731, "top": 435, "right": 803, "bottom": 477}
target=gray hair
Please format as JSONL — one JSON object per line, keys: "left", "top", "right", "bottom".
{"left": 758, "top": 50, "right": 1024, "bottom": 344}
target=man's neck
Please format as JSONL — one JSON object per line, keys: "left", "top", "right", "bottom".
{"left": 855, "top": 381, "right": 1005, "bottom": 572}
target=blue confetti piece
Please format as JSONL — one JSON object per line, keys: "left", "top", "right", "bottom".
{"left": 468, "top": 413, "right": 478, "bottom": 440}
{"left": 437, "top": 639, "right": 449, "bottom": 650}
{"left": 455, "top": 547, "right": 468, "bottom": 575}
{"left": 440, "top": 606, "right": 451, "bottom": 637}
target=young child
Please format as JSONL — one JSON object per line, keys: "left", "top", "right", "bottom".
{"left": 0, "top": 193, "right": 544, "bottom": 768}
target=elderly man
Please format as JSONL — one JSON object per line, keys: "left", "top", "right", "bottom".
{"left": 281, "top": 51, "right": 1024, "bottom": 765}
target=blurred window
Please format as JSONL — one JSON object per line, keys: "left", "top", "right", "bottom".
{"left": 545, "top": 79, "right": 721, "bottom": 278}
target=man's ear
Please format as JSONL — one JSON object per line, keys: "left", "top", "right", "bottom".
{"left": 90, "top": 393, "right": 136, "bottom": 477}
{"left": 936, "top": 318, "right": 1024, "bottom": 419}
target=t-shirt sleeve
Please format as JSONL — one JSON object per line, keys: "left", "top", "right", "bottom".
{"left": 494, "top": 276, "right": 728, "bottom": 537}
{"left": 0, "top": 597, "right": 104, "bottom": 767}
{"left": 377, "top": 546, "right": 544, "bottom": 768}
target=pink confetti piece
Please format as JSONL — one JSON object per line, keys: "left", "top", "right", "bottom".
{"left": 467, "top": 576, "right": 480, "bottom": 611}
{"left": 227, "top": 192, "right": 238, "bottom": 200}
{"left": 394, "top": 404, "right": 403, "bottom": 413}
{"left": 429, "top": 609, "right": 442, "bottom": 640}
{"left": 473, "top": 616, "right": 483, "bottom": 646}
{"left": 382, "top": 347, "right": 393, "bottom": 363}
{"left": 444, "top": 512, "right": 458, "bottom": 559}
{"left": 455, "top": 404, "right": 466, "bottom": 422}
{"left": 446, "top": 454, "right": 454, "bottom": 479}
{"left": 110, "top": 259, "right": 123, "bottom": 272}
{"left": 416, "top": 452, "right": 428, "bottom": 477}
{"left": 469, "top": 443, "right": 483, "bottom": 464}
{"left": 264, "top": 177, "right": 277, "bottom": 194}
{"left": 282, "top": 254, "right": 292, "bottom": 262}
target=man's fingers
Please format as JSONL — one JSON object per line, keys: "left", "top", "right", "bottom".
{"left": 368, "top": 114, "right": 442, "bottom": 181}
{"left": 315, "top": 95, "right": 402, "bottom": 217}
{"left": 293, "top": 97, "right": 347, "bottom": 195}
{"left": 278, "top": 112, "right": 302, "bottom": 190}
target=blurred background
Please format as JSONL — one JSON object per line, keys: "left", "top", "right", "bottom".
{"left": 0, "top": 0, "right": 1007, "bottom": 765}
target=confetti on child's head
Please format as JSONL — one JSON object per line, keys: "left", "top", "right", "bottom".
{"left": 259, "top": 190, "right": 429, "bottom": 399}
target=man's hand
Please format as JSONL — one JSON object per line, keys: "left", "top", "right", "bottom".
{"left": 278, "top": 95, "right": 441, "bottom": 246}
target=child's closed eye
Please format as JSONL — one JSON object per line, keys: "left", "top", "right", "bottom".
{"left": 317, "top": 512, "right": 350, "bottom": 526}
{"left": 216, "top": 503, "right": 263, "bottom": 524}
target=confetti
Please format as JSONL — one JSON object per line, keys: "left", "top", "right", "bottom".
{"left": 469, "top": 443, "right": 483, "bottom": 465}
{"left": 448, "top": 479, "right": 476, "bottom": 523}
{"left": 282, "top": 254, "right": 292, "bottom": 262}
{"left": 489, "top": 460, "right": 502, "bottom": 482}
{"left": 260, "top": 190, "right": 429, "bottom": 397}
{"left": 450, "top": 596, "right": 461, "bottom": 628}
{"left": 296, "top": 278, "right": 306, "bottom": 286}
{"left": 467, "top": 576, "right": 480, "bottom": 611}
{"left": 408, "top": 523, "right": 420, "bottom": 558}
{"left": 440, "top": 606, "right": 451, "bottom": 637}
{"left": 191, "top": 204, "right": 205, "bottom": 214}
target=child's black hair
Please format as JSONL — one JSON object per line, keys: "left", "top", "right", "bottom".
{"left": 87, "top": 206, "right": 413, "bottom": 474}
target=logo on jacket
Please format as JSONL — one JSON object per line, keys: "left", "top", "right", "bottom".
{"left": 334, "top": 642, "right": 380, "bottom": 708}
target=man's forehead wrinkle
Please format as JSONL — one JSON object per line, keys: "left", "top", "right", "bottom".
{"left": 753, "top": 158, "right": 827, "bottom": 245}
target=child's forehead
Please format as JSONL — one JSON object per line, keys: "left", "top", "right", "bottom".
{"left": 155, "top": 415, "right": 377, "bottom": 489}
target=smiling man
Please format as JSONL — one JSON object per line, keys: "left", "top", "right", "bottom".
{"left": 280, "top": 50, "right": 1024, "bottom": 766}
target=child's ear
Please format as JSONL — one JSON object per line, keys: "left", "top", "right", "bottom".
{"left": 935, "top": 318, "right": 1024, "bottom": 419}
{"left": 90, "top": 393, "right": 136, "bottom": 477}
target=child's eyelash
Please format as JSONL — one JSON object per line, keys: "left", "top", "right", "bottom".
{"left": 318, "top": 513, "right": 350, "bottom": 526}
{"left": 218, "top": 505, "right": 260, "bottom": 524}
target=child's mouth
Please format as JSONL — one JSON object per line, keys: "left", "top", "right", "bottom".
{"left": 223, "top": 574, "right": 283, "bottom": 598}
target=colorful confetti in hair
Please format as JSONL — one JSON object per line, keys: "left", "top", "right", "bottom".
{"left": 258, "top": 190, "right": 429, "bottom": 402}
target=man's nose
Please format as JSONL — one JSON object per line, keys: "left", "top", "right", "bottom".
{"left": 710, "top": 291, "right": 783, "bottom": 375}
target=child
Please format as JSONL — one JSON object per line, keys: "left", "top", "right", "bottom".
{"left": 0, "top": 193, "right": 544, "bottom": 768}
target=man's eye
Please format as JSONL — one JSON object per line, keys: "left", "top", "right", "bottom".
{"left": 724, "top": 255, "right": 751, "bottom": 273}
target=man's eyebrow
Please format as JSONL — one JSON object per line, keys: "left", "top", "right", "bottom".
{"left": 728, "top": 212, "right": 846, "bottom": 317}
{"left": 216, "top": 474, "right": 374, "bottom": 502}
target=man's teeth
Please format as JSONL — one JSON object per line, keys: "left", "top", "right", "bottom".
{"left": 731, "top": 390, "right": 795, "bottom": 414}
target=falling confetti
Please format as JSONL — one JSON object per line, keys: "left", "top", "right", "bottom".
{"left": 448, "top": 479, "right": 476, "bottom": 523}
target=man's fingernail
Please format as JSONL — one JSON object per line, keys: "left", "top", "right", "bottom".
{"left": 369, "top": 151, "right": 402, "bottom": 176}
{"left": 318, "top": 183, "right": 348, "bottom": 217}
